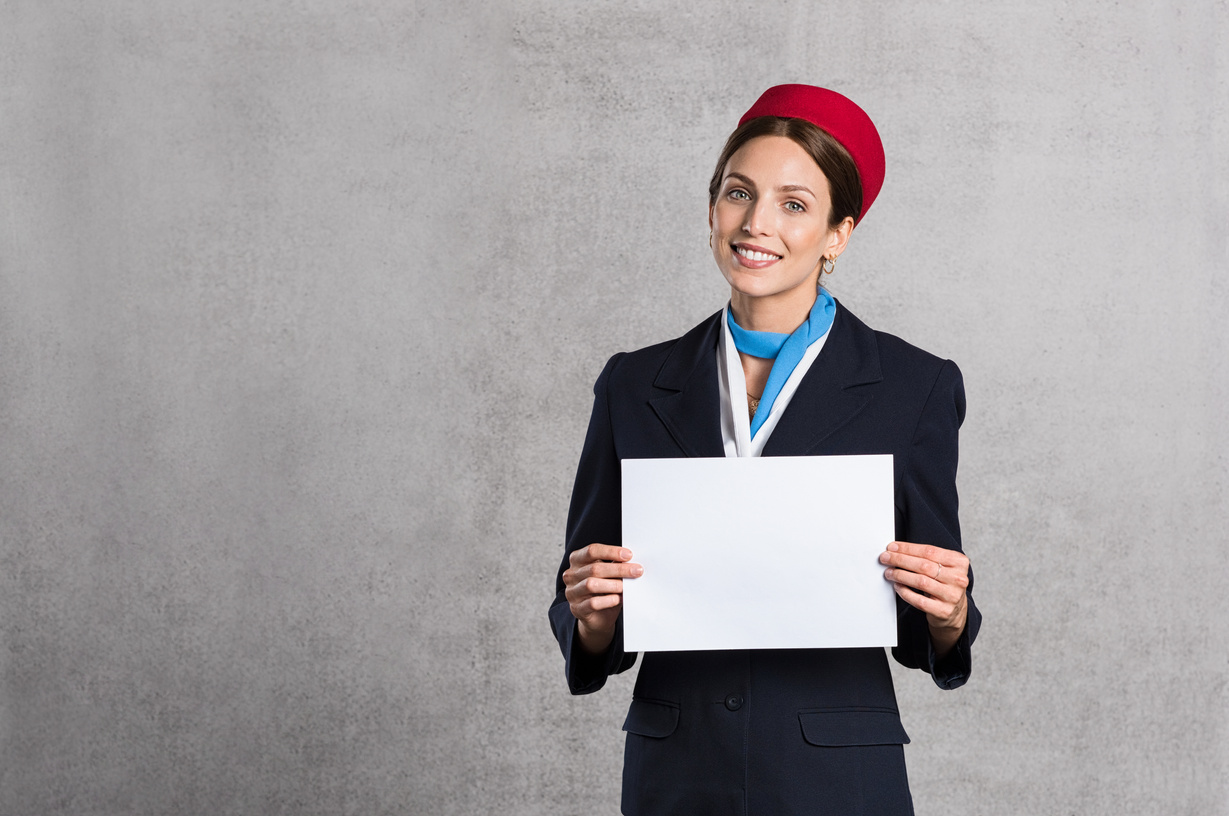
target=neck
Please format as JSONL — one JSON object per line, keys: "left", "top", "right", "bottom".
{"left": 729, "top": 282, "right": 821, "bottom": 334}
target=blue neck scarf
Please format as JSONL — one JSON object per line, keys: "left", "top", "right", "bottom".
{"left": 727, "top": 288, "right": 836, "bottom": 439}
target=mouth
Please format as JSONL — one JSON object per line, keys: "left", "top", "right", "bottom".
{"left": 733, "top": 244, "right": 783, "bottom": 264}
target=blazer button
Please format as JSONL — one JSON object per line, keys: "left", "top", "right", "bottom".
{"left": 724, "top": 694, "right": 744, "bottom": 711}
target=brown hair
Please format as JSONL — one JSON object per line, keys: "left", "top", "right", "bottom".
{"left": 707, "top": 116, "right": 862, "bottom": 229}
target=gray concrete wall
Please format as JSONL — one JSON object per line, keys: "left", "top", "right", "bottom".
{"left": 1, "top": 1, "right": 1226, "bottom": 814}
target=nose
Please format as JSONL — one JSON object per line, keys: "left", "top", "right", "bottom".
{"left": 742, "top": 198, "right": 772, "bottom": 236}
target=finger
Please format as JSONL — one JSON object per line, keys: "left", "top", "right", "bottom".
{"left": 587, "top": 561, "right": 644, "bottom": 580}
{"left": 563, "top": 560, "right": 642, "bottom": 591}
{"left": 891, "top": 582, "right": 958, "bottom": 620}
{"left": 582, "top": 576, "right": 626, "bottom": 595}
{"left": 886, "top": 541, "right": 970, "bottom": 569}
{"left": 572, "top": 593, "right": 622, "bottom": 616}
{"left": 885, "top": 565, "right": 962, "bottom": 603}
{"left": 878, "top": 552, "right": 968, "bottom": 587}
{"left": 884, "top": 566, "right": 963, "bottom": 604}
{"left": 589, "top": 593, "right": 621, "bottom": 611}
{"left": 565, "top": 576, "right": 625, "bottom": 601}
{"left": 570, "top": 543, "right": 632, "bottom": 567}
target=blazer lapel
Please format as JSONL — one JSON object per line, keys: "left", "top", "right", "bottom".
{"left": 648, "top": 311, "right": 726, "bottom": 458}
{"left": 762, "top": 301, "right": 883, "bottom": 457}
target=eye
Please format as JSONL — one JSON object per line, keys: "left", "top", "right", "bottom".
{"left": 784, "top": 200, "right": 805, "bottom": 213}
{"left": 728, "top": 189, "right": 750, "bottom": 201}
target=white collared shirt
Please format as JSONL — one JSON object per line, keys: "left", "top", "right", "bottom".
{"left": 717, "top": 304, "right": 833, "bottom": 458}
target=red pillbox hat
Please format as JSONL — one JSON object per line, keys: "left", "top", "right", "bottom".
{"left": 739, "top": 84, "right": 886, "bottom": 223}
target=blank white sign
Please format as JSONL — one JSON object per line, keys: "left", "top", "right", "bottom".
{"left": 621, "top": 455, "right": 897, "bottom": 652}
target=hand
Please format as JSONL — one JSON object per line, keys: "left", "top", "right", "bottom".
{"left": 562, "top": 544, "right": 643, "bottom": 656}
{"left": 879, "top": 541, "right": 970, "bottom": 657}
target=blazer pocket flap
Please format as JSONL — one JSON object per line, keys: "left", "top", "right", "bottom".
{"left": 798, "top": 709, "right": 911, "bottom": 747}
{"left": 622, "top": 699, "right": 679, "bottom": 739}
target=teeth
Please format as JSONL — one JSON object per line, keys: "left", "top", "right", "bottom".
{"left": 736, "top": 247, "right": 781, "bottom": 261}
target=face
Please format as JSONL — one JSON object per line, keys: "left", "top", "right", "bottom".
{"left": 709, "top": 135, "right": 851, "bottom": 316}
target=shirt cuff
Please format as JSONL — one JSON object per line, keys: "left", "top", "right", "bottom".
{"left": 564, "top": 615, "right": 636, "bottom": 695}
{"left": 927, "top": 625, "right": 972, "bottom": 690}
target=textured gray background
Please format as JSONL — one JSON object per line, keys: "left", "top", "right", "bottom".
{"left": 2, "top": 1, "right": 1226, "bottom": 814}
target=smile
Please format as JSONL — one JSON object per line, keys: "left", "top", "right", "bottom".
{"left": 734, "top": 246, "right": 782, "bottom": 261}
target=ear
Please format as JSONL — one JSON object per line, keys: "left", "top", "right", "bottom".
{"left": 825, "top": 216, "right": 855, "bottom": 260}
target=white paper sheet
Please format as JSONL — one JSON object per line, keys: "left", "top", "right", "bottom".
{"left": 621, "top": 455, "right": 896, "bottom": 652}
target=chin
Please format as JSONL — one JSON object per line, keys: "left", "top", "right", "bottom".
{"left": 725, "top": 278, "right": 771, "bottom": 299}
{"left": 727, "top": 275, "right": 810, "bottom": 301}
{"left": 729, "top": 283, "right": 777, "bottom": 299}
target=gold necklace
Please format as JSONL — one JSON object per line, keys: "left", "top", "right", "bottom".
{"left": 747, "top": 392, "right": 760, "bottom": 418}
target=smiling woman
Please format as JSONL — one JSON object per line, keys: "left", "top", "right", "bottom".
{"left": 708, "top": 134, "right": 855, "bottom": 415}
{"left": 549, "top": 84, "right": 981, "bottom": 816}
{"left": 711, "top": 136, "right": 849, "bottom": 319}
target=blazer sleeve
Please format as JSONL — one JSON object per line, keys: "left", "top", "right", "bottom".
{"left": 548, "top": 353, "right": 638, "bottom": 694}
{"left": 891, "top": 359, "right": 982, "bottom": 690}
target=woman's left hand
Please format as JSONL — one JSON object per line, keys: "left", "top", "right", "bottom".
{"left": 879, "top": 541, "right": 969, "bottom": 657}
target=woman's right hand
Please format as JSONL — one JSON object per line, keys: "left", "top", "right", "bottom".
{"left": 563, "top": 544, "right": 643, "bottom": 656}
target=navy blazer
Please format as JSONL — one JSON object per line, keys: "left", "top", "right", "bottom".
{"left": 550, "top": 301, "right": 981, "bottom": 816}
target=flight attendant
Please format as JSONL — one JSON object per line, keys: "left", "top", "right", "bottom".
{"left": 550, "top": 84, "right": 981, "bottom": 815}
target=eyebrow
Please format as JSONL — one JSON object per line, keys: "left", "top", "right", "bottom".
{"left": 725, "top": 173, "right": 816, "bottom": 197}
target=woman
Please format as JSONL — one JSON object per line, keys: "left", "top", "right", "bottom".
{"left": 549, "top": 84, "right": 981, "bottom": 815}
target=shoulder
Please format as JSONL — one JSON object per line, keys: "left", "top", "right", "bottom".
{"left": 838, "top": 300, "right": 963, "bottom": 395}
{"left": 595, "top": 310, "right": 722, "bottom": 394}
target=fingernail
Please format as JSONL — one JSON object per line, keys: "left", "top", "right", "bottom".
{"left": 620, "top": 549, "right": 631, "bottom": 560}
{"left": 887, "top": 542, "right": 899, "bottom": 552}
{"left": 884, "top": 568, "right": 894, "bottom": 579}
{"left": 630, "top": 565, "right": 643, "bottom": 577}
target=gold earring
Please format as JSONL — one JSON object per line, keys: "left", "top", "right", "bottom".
{"left": 823, "top": 257, "right": 836, "bottom": 275}
{"left": 708, "top": 230, "right": 713, "bottom": 248}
